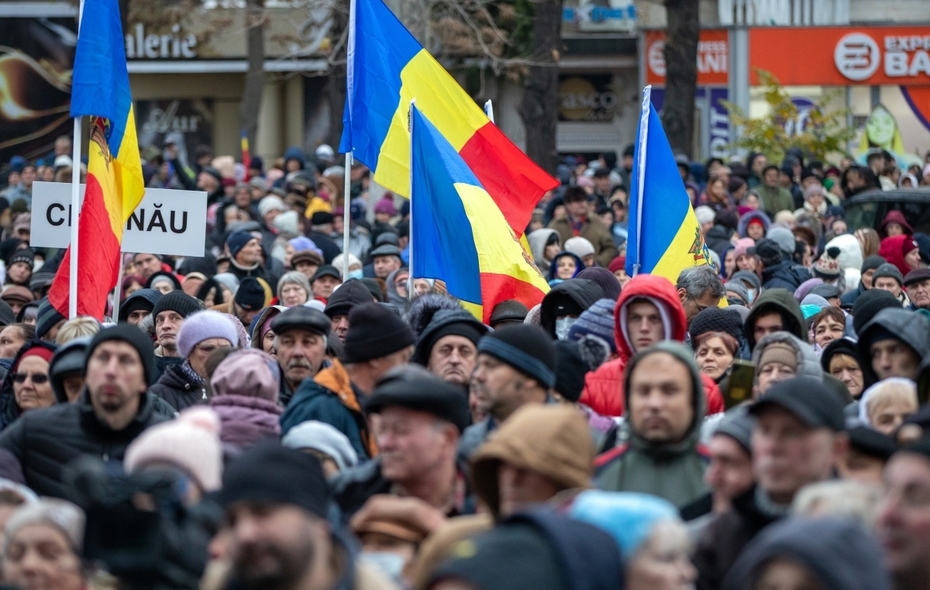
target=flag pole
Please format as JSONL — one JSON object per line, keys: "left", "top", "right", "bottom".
{"left": 342, "top": 152, "right": 352, "bottom": 279}
{"left": 633, "top": 86, "right": 651, "bottom": 277}
{"left": 111, "top": 254, "right": 125, "bottom": 321}
{"left": 68, "top": 0, "right": 86, "bottom": 320}
{"left": 484, "top": 100, "right": 494, "bottom": 123}
{"left": 407, "top": 99, "right": 415, "bottom": 303}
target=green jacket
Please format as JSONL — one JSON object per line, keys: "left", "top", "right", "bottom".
{"left": 753, "top": 184, "right": 795, "bottom": 218}
{"left": 593, "top": 342, "right": 709, "bottom": 508}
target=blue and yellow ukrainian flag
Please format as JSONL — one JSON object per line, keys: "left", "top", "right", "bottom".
{"left": 626, "top": 87, "right": 711, "bottom": 283}
{"left": 409, "top": 106, "right": 549, "bottom": 323}
{"left": 339, "top": 0, "right": 556, "bottom": 236}
{"left": 49, "top": 0, "right": 144, "bottom": 319}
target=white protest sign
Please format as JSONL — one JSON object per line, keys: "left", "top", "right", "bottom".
{"left": 30, "top": 182, "right": 207, "bottom": 257}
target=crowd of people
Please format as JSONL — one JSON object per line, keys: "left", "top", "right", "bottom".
{"left": 0, "top": 136, "right": 926, "bottom": 590}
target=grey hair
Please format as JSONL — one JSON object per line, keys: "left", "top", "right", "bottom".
{"left": 676, "top": 265, "right": 726, "bottom": 300}
{"left": 792, "top": 480, "right": 883, "bottom": 527}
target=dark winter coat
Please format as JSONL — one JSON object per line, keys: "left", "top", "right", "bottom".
{"left": 148, "top": 362, "right": 206, "bottom": 411}
{"left": 0, "top": 390, "right": 171, "bottom": 499}
{"left": 539, "top": 279, "right": 605, "bottom": 338}
{"left": 705, "top": 225, "right": 735, "bottom": 258}
{"left": 280, "top": 358, "right": 375, "bottom": 460}
{"left": 760, "top": 260, "right": 809, "bottom": 292}
{"left": 210, "top": 394, "right": 282, "bottom": 448}
{"left": 693, "top": 485, "right": 784, "bottom": 590}
{"left": 152, "top": 355, "right": 183, "bottom": 384}
{"left": 839, "top": 280, "right": 867, "bottom": 308}
{"left": 856, "top": 308, "right": 930, "bottom": 386}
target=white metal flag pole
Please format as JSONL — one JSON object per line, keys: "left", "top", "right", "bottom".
{"left": 342, "top": 152, "right": 353, "bottom": 278}
{"left": 68, "top": 0, "right": 86, "bottom": 319}
{"left": 484, "top": 100, "right": 494, "bottom": 124}
{"left": 112, "top": 254, "right": 125, "bottom": 321}
{"left": 633, "top": 86, "right": 651, "bottom": 277}
{"left": 407, "top": 99, "right": 416, "bottom": 303}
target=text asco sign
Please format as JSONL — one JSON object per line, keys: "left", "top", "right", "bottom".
{"left": 750, "top": 26, "right": 930, "bottom": 86}
{"left": 30, "top": 182, "right": 207, "bottom": 257}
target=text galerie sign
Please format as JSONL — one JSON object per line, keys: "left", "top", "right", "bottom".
{"left": 30, "top": 182, "right": 207, "bottom": 257}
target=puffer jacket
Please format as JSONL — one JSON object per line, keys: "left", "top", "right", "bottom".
{"left": 280, "top": 358, "right": 375, "bottom": 460}
{"left": 593, "top": 341, "right": 710, "bottom": 508}
{"left": 148, "top": 362, "right": 206, "bottom": 411}
{"left": 856, "top": 308, "right": 930, "bottom": 386}
{"left": 210, "top": 395, "right": 282, "bottom": 449}
{"left": 0, "top": 340, "right": 58, "bottom": 431}
{"left": 0, "top": 390, "right": 171, "bottom": 499}
{"left": 744, "top": 288, "right": 805, "bottom": 350}
{"left": 528, "top": 228, "right": 561, "bottom": 274}
{"left": 579, "top": 274, "right": 724, "bottom": 417}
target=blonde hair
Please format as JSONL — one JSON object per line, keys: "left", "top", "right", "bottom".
{"left": 55, "top": 316, "right": 101, "bottom": 345}
{"left": 792, "top": 480, "right": 883, "bottom": 526}
{"left": 855, "top": 228, "right": 880, "bottom": 258}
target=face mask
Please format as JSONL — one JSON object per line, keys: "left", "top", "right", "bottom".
{"left": 360, "top": 552, "right": 405, "bottom": 580}
{"left": 746, "top": 288, "right": 756, "bottom": 305}
{"left": 555, "top": 317, "right": 576, "bottom": 340}
{"left": 347, "top": 269, "right": 363, "bottom": 280}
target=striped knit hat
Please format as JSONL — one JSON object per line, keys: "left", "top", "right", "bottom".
{"left": 567, "top": 298, "right": 616, "bottom": 353}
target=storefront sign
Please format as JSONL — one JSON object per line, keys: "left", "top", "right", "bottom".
{"left": 650, "top": 87, "right": 731, "bottom": 160}
{"left": 562, "top": 0, "right": 636, "bottom": 34}
{"left": 750, "top": 26, "right": 930, "bottom": 86}
{"left": 31, "top": 182, "right": 207, "bottom": 256}
{"left": 135, "top": 99, "right": 214, "bottom": 165}
{"left": 559, "top": 75, "right": 619, "bottom": 122}
{"left": 644, "top": 30, "right": 729, "bottom": 86}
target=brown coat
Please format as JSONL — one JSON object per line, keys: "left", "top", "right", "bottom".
{"left": 548, "top": 214, "right": 617, "bottom": 267}
{"left": 470, "top": 404, "right": 594, "bottom": 516}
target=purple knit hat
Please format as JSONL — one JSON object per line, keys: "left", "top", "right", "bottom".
{"left": 209, "top": 348, "right": 280, "bottom": 402}
{"left": 176, "top": 310, "right": 239, "bottom": 358}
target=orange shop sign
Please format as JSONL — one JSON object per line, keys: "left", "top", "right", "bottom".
{"left": 644, "top": 29, "right": 729, "bottom": 86}
{"left": 750, "top": 27, "right": 930, "bottom": 86}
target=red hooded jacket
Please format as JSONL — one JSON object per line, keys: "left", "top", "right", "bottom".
{"left": 579, "top": 274, "right": 724, "bottom": 417}
{"left": 878, "top": 234, "right": 918, "bottom": 278}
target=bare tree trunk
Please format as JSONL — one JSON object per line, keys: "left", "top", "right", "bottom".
{"left": 518, "top": 0, "right": 563, "bottom": 175}
{"left": 240, "top": 0, "right": 265, "bottom": 150}
{"left": 662, "top": 0, "right": 699, "bottom": 157}
{"left": 326, "top": 0, "right": 349, "bottom": 150}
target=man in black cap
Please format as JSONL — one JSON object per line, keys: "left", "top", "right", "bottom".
{"left": 329, "top": 365, "right": 470, "bottom": 516}
{"left": 218, "top": 444, "right": 392, "bottom": 590}
{"left": 270, "top": 306, "right": 331, "bottom": 405}
{"left": 231, "top": 277, "right": 269, "bottom": 327}
{"left": 488, "top": 300, "right": 528, "bottom": 329}
{"left": 307, "top": 212, "right": 341, "bottom": 263}
{"left": 118, "top": 288, "right": 162, "bottom": 325}
{"left": 694, "top": 377, "right": 848, "bottom": 590}
{"left": 0, "top": 324, "right": 171, "bottom": 498}
{"left": 904, "top": 268, "right": 930, "bottom": 311}
{"left": 370, "top": 243, "right": 403, "bottom": 279}
{"left": 753, "top": 238, "right": 805, "bottom": 292}
{"left": 151, "top": 290, "right": 202, "bottom": 381}
{"left": 310, "top": 265, "right": 342, "bottom": 302}
{"left": 876, "top": 438, "right": 930, "bottom": 590}
{"left": 459, "top": 324, "right": 557, "bottom": 460}
{"left": 281, "top": 302, "right": 415, "bottom": 459}
{"left": 873, "top": 262, "right": 907, "bottom": 304}
{"left": 196, "top": 166, "right": 224, "bottom": 202}
{"left": 323, "top": 279, "right": 376, "bottom": 342}
{"left": 856, "top": 308, "right": 929, "bottom": 386}
{"left": 412, "top": 309, "right": 488, "bottom": 390}
{"left": 841, "top": 255, "right": 886, "bottom": 307}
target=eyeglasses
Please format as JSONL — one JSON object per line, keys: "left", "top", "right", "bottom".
{"left": 11, "top": 373, "right": 48, "bottom": 384}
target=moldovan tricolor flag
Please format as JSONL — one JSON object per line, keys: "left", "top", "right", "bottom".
{"left": 49, "top": 0, "right": 145, "bottom": 319}
{"left": 338, "top": 0, "right": 557, "bottom": 235}
{"left": 626, "top": 86, "right": 712, "bottom": 283}
{"left": 409, "top": 106, "right": 549, "bottom": 323}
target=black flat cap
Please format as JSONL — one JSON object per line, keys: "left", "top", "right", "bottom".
{"left": 749, "top": 377, "right": 845, "bottom": 432}
{"left": 311, "top": 265, "right": 342, "bottom": 283}
{"left": 364, "top": 365, "right": 469, "bottom": 432}
{"left": 369, "top": 244, "right": 402, "bottom": 259}
{"left": 271, "top": 305, "right": 331, "bottom": 337}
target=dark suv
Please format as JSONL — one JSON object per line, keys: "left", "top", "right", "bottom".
{"left": 842, "top": 188, "right": 930, "bottom": 234}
